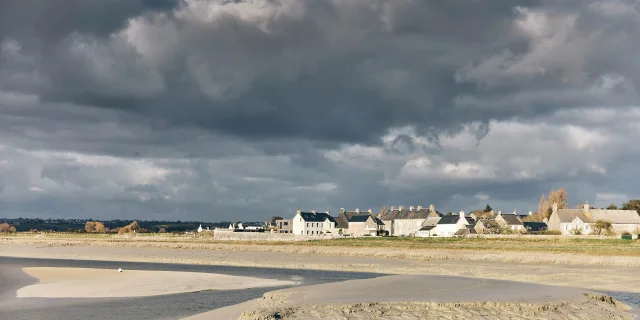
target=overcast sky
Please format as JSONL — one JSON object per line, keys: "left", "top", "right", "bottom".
{"left": 1, "top": 0, "right": 639, "bottom": 221}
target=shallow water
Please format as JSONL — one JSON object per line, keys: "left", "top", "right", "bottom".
{"left": 0, "top": 257, "right": 384, "bottom": 320}
{"left": 603, "top": 291, "right": 640, "bottom": 319}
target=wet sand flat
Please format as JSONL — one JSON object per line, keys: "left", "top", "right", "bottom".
{"left": 17, "top": 267, "right": 297, "bottom": 298}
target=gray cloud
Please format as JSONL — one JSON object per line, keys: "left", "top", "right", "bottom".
{"left": 0, "top": 0, "right": 639, "bottom": 220}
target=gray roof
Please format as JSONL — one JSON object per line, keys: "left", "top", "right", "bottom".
{"left": 499, "top": 214, "right": 524, "bottom": 225}
{"left": 334, "top": 215, "right": 349, "bottom": 229}
{"left": 422, "top": 216, "right": 441, "bottom": 227}
{"left": 380, "top": 209, "right": 441, "bottom": 220}
{"left": 454, "top": 226, "right": 476, "bottom": 236}
{"left": 374, "top": 217, "right": 385, "bottom": 226}
{"left": 298, "top": 212, "right": 332, "bottom": 222}
{"left": 437, "top": 215, "right": 462, "bottom": 225}
{"left": 555, "top": 209, "right": 639, "bottom": 224}
{"left": 349, "top": 215, "right": 371, "bottom": 223}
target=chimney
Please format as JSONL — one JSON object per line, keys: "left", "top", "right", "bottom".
{"left": 297, "top": 210, "right": 301, "bottom": 214}
{"left": 429, "top": 204, "right": 435, "bottom": 212}
{"left": 326, "top": 210, "right": 330, "bottom": 215}
{"left": 417, "top": 205, "right": 423, "bottom": 211}
{"left": 312, "top": 210, "right": 316, "bottom": 214}
{"left": 340, "top": 208, "right": 345, "bottom": 214}
{"left": 552, "top": 202, "right": 558, "bottom": 212}
{"left": 584, "top": 202, "right": 590, "bottom": 211}
{"left": 498, "top": 210, "right": 502, "bottom": 215}
{"left": 528, "top": 211, "right": 532, "bottom": 216}
{"left": 355, "top": 208, "right": 360, "bottom": 213}
{"left": 399, "top": 206, "right": 405, "bottom": 211}
{"left": 459, "top": 211, "right": 465, "bottom": 217}
{"left": 368, "top": 209, "right": 372, "bottom": 214}
{"left": 409, "top": 206, "right": 415, "bottom": 211}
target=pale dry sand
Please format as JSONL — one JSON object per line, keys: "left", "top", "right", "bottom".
{"left": 17, "top": 267, "right": 296, "bottom": 298}
{"left": 184, "top": 275, "right": 633, "bottom": 320}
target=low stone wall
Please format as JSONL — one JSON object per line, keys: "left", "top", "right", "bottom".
{"left": 213, "top": 231, "right": 311, "bottom": 242}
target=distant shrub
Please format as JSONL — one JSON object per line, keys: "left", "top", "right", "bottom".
{"left": 117, "top": 221, "right": 141, "bottom": 235}
{"left": 0, "top": 223, "right": 16, "bottom": 233}
{"left": 85, "top": 221, "right": 106, "bottom": 233}
{"left": 592, "top": 220, "right": 613, "bottom": 236}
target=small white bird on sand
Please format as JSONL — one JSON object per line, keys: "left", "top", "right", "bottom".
{"left": 117, "top": 268, "right": 123, "bottom": 273}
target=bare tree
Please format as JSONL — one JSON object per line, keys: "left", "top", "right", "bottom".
{"left": 537, "top": 194, "right": 550, "bottom": 218}
{"left": 548, "top": 188, "right": 568, "bottom": 210}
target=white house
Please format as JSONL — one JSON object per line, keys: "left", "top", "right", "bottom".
{"left": 548, "top": 202, "right": 640, "bottom": 235}
{"left": 430, "top": 211, "right": 472, "bottom": 237}
{"left": 292, "top": 210, "right": 333, "bottom": 236}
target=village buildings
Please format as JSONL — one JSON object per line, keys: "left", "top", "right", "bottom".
{"left": 283, "top": 200, "right": 637, "bottom": 238}
{"left": 427, "top": 211, "right": 473, "bottom": 237}
{"left": 292, "top": 210, "right": 334, "bottom": 236}
{"left": 495, "top": 212, "right": 525, "bottom": 232}
{"left": 548, "top": 202, "right": 640, "bottom": 235}
{"left": 379, "top": 205, "right": 440, "bottom": 237}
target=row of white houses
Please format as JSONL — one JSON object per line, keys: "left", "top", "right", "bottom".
{"left": 289, "top": 205, "right": 536, "bottom": 238}
{"left": 287, "top": 202, "right": 640, "bottom": 238}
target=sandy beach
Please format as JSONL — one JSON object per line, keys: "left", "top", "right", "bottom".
{"left": 185, "top": 274, "right": 634, "bottom": 320}
{"left": 2, "top": 243, "right": 640, "bottom": 294}
{"left": 17, "top": 267, "right": 297, "bottom": 299}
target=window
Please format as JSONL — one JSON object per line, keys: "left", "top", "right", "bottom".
{"left": 283, "top": 222, "right": 288, "bottom": 226}
{"left": 565, "top": 225, "right": 569, "bottom": 231}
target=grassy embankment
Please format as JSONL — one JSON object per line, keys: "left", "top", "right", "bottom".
{"left": 2, "top": 233, "right": 639, "bottom": 257}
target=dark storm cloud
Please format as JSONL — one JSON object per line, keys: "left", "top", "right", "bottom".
{"left": 0, "top": 0, "right": 177, "bottom": 41}
{"left": 1, "top": 0, "right": 639, "bottom": 220}
{"left": 7, "top": 0, "right": 630, "bottom": 146}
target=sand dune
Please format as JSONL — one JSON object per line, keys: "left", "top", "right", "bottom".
{"left": 185, "top": 275, "right": 633, "bottom": 320}
{"left": 17, "top": 267, "right": 297, "bottom": 299}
